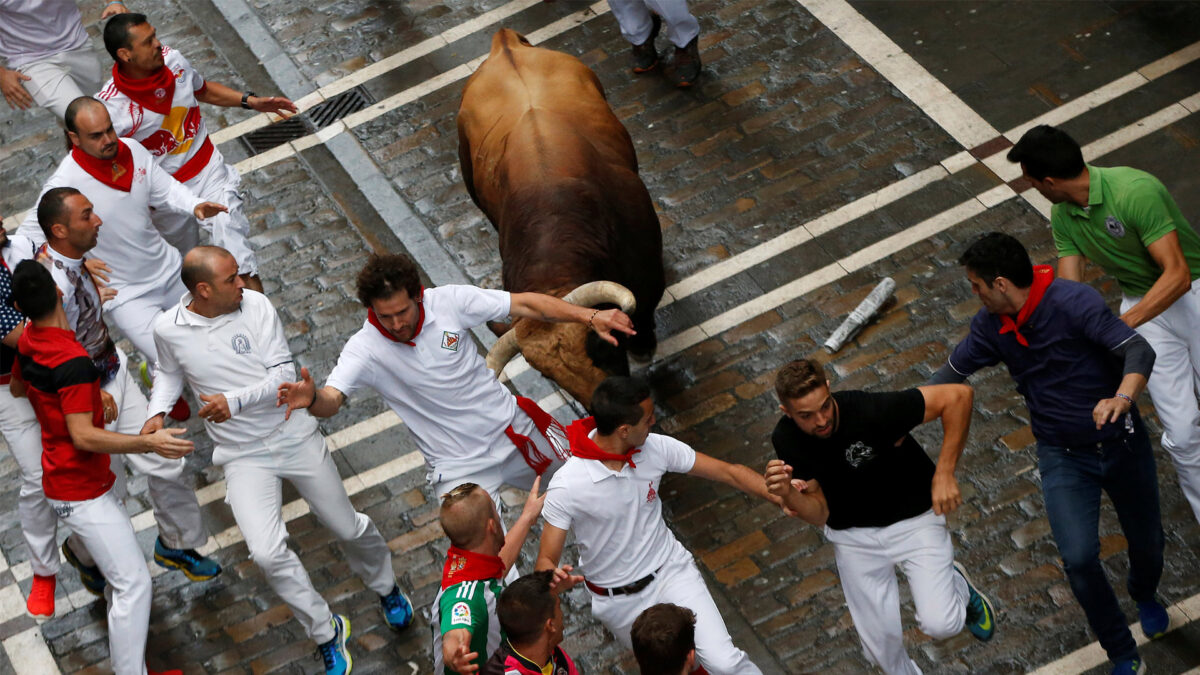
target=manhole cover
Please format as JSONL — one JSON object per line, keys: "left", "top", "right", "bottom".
{"left": 241, "top": 85, "right": 375, "bottom": 155}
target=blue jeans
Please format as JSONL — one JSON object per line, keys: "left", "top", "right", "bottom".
{"left": 1037, "top": 420, "right": 1164, "bottom": 664}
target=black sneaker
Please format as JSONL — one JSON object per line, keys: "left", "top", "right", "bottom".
{"left": 631, "top": 14, "right": 662, "bottom": 73}
{"left": 671, "top": 36, "right": 702, "bottom": 88}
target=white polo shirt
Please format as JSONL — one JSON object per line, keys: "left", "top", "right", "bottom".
{"left": 98, "top": 46, "right": 218, "bottom": 179}
{"left": 542, "top": 432, "right": 696, "bottom": 588}
{"left": 149, "top": 289, "right": 318, "bottom": 463}
{"left": 17, "top": 138, "right": 202, "bottom": 308}
{"left": 325, "top": 284, "right": 518, "bottom": 480}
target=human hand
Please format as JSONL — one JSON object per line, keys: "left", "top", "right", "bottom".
{"left": 84, "top": 257, "right": 111, "bottom": 283}
{"left": 146, "top": 427, "right": 193, "bottom": 459}
{"left": 100, "top": 390, "right": 118, "bottom": 423}
{"left": 0, "top": 68, "right": 33, "bottom": 110}
{"left": 931, "top": 470, "right": 962, "bottom": 515}
{"left": 249, "top": 95, "right": 298, "bottom": 117}
{"left": 198, "top": 393, "right": 232, "bottom": 423}
{"left": 447, "top": 643, "right": 480, "bottom": 674}
{"left": 193, "top": 202, "right": 228, "bottom": 220}
{"left": 519, "top": 474, "right": 545, "bottom": 522}
{"left": 764, "top": 460, "right": 798, "bottom": 498}
{"left": 1093, "top": 395, "right": 1132, "bottom": 430}
{"left": 587, "top": 308, "right": 636, "bottom": 346}
{"left": 140, "top": 413, "right": 165, "bottom": 435}
{"left": 549, "top": 564, "right": 584, "bottom": 594}
{"left": 100, "top": 1, "right": 129, "bottom": 18}
{"left": 277, "top": 366, "right": 315, "bottom": 419}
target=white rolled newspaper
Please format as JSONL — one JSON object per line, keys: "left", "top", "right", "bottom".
{"left": 823, "top": 277, "right": 896, "bottom": 353}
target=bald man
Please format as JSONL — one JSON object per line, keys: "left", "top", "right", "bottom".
{"left": 144, "top": 247, "right": 413, "bottom": 675}
{"left": 433, "top": 478, "right": 559, "bottom": 674}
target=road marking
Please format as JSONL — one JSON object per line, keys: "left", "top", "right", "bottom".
{"left": 1028, "top": 591, "right": 1200, "bottom": 674}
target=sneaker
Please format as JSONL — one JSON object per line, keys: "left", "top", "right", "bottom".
{"left": 168, "top": 396, "right": 191, "bottom": 421}
{"left": 153, "top": 537, "right": 221, "bottom": 581}
{"left": 25, "top": 574, "right": 55, "bottom": 621}
{"left": 1137, "top": 599, "right": 1169, "bottom": 639}
{"left": 631, "top": 13, "right": 661, "bottom": 73}
{"left": 380, "top": 584, "right": 414, "bottom": 630}
{"left": 316, "top": 614, "right": 351, "bottom": 675}
{"left": 953, "top": 561, "right": 996, "bottom": 641}
{"left": 1110, "top": 658, "right": 1146, "bottom": 675}
{"left": 670, "top": 36, "right": 701, "bottom": 88}
{"left": 62, "top": 541, "right": 106, "bottom": 596}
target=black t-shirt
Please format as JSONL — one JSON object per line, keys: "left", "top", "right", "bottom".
{"left": 771, "top": 389, "right": 935, "bottom": 530}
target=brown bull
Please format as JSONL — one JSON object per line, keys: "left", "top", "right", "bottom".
{"left": 457, "top": 28, "right": 664, "bottom": 406}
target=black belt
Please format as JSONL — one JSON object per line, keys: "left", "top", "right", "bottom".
{"left": 1064, "top": 434, "right": 1129, "bottom": 453}
{"left": 585, "top": 570, "right": 657, "bottom": 597}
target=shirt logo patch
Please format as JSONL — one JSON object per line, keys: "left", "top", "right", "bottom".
{"left": 441, "top": 331, "right": 460, "bottom": 351}
{"left": 54, "top": 503, "right": 72, "bottom": 518}
{"left": 1105, "top": 215, "right": 1126, "bottom": 239}
{"left": 646, "top": 481, "right": 657, "bottom": 503}
{"left": 845, "top": 441, "right": 876, "bottom": 468}
{"left": 153, "top": 87, "right": 167, "bottom": 100}
{"left": 450, "top": 601, "right": 472, "bottom": 626}
{"left": 231, "top": 333, "right": 252, "bottom": 354}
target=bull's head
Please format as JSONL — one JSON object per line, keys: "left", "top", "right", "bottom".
{"left": 486, "top": 281, "right": 636, "bottom": 407}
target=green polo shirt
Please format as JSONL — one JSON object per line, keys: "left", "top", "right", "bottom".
{"left": 1051, "top": 165, "right": 1200, "bottom": 296}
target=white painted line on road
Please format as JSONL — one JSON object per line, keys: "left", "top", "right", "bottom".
{"left": 1028, "top": 591, "right": 1199, "bottom": 675}
{"left": 795, "top": 0, "right": 999, "bottom": 149}
{"left": 4, "top": 625, "right": 60, "bottom": 675}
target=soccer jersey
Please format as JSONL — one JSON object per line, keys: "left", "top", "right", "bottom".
{"left": 0, "top": 0, "right": 88, "bottom": 69}
{"left": 431, "top": 577, "right": 505, "bottom": 675}
{"left": 542, "top": 428, "right": 695, "bottom": 588}
{"left": 98, "top": 46, "right": 217, "bottom": 182}
{"left": 16, "top": 323, "right": 113, "bottom": 501}
{"left": 326, "top": 285, "right": 520, "bottom": 479}
{"left": 16, "top": 138, "right": 202, "bottom": 307}
{"left": 1051, "top": 165, "right": 1200, "bottom": 296}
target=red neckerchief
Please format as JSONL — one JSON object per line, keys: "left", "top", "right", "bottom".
{"left": 567, "top": 417, "right": 640, "bottom": 468}
{"left": 441, "top": 545, "right": 506, "bottom": 590}
{"left": 111, "top": 60, "right": 175, "bottom": 114}
{"left": 71, "top": 142, "right": 134, "bottom": 192}
{"left": 366, "top": 286, "right": 425, "bottom": 346}
{"left": 999, "top": 265, "right": 1054, "bottom": 347}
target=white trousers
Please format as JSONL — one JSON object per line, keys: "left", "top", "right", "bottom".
{"left": 607, "top": 0, "right": 700, "bottom": 48}
{"left": 102, "top": 349, "right": 207, "bottom": 550}
{"left": 51, "top": 489, "right": 151, "bottom": 675}
{"left": 0, "top": 385, "right": 62, "bottom": 575}
{"left": 150, "top": 157, "right": 258, "bottom": 277}
{"left": 221, "top": 423, "right": 394, "bottom": 644}
{"left": 106, "top": 274, "right": 189, "bottom": 368}
{"left": 826, "top": 510, "right": 968, "bottom": 675}
{"left": 15, "top": 45, "right": 103, "bottom": 120}
{"left": 590, "top": 548, "right": 761, "bottom": 675}
{"left": 1122, "top": 278, "right": 1200, "bottom": 525}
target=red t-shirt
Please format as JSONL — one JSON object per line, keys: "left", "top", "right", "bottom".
{"left": 16, "top": 324, "right": 114, "bottom": 501}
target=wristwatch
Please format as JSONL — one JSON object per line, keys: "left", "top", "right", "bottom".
{"left": 241, "top": 91, "right": 256, "bottom": 109}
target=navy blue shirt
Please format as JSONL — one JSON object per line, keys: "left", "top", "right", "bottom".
{"left": 0, "top": 255, "right": 25, "bottom": 377}
{"left": 947, "top": 279, "right": 1137, "bottom": 447}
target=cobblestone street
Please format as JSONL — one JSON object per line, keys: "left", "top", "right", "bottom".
{"left": 0, "top": 0, "right": 1197, "bottom": 672}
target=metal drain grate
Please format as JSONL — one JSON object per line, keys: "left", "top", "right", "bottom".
{"left": 241, "top": 85, "right": 375, "bottom": 155}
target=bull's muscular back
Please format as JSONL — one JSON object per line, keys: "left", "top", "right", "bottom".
{"left": 458, "top": 29, "right": 662, "bottom": 308}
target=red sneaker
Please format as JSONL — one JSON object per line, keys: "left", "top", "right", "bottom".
{"left": 25, "top": 574, "right": 55, "bottom": 621}
{"left": 148, "top": 670, "right": 183, "bottom": 675}
{"left": 168, "top": 396, "right": 191, "bottom": 421}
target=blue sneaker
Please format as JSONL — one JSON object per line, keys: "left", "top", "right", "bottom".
{"left": 1137, "top": 599, "right": 1169, "bottom": 639}
{"left": 380, "top": 584, "right": 413, "bottom": 630}
{"left": 1110, "top": 658, "right": 1146, "bottom": 675}
{"left": 316, "top": 615, "right": 351, "bottom": 675}
{"left": 954, "top": 561, "right": 996, "bottom": 641}
{"left": 61, "top": 541, "right": 105, "bottom": 596}
{"left": 153, "top": 537, "right": 222, "bottom": 581}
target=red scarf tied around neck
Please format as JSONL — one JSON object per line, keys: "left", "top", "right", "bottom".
{"left": 112, "top": 61, "right": 176, "bottom": 115}
{"left": 71, "top": 141, "right": 135, "bottom": 192}
{"left": 441, "top": 546, "right": 506, "bottom": 590}
{"left": 566, "top": 417, "right": 640, "bottom": 468}
{"left": 998, "top": 265, "right": 1054, "bottom": 347}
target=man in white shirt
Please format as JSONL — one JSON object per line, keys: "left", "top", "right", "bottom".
{"left": 144, "top": 246, "right": 414, "bottom": 675}
{"left": 277, "top": 253, "right": 635, "bottom": 516}
{"left": 24, "top": 186, "right": 220, "bottom": 591}
{"left": 17, "top": 96, "right": 225, "bottom": 418}
{"left": 98, "top": 13, "right": 297, "bottom": 291}
{"left": 534, "top": 375, "right": 771, "bottom": 675}
{"left": 0, "top": 0, "right": 127, "bottom": 119}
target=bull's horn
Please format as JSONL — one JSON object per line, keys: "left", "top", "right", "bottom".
{"left": 562, "top": 281, "right": 636, "bottom": 313}
{"left": 486, "top": 329, "right": 521, "bottom": 375}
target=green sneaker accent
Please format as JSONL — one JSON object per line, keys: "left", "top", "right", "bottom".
{"left": 139, "top": 361, "right": 153, "bottom": 389}
{"left": 954, "top": 561, "right": 996, "bottom": 642}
